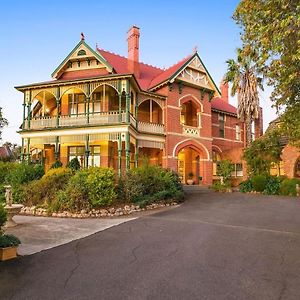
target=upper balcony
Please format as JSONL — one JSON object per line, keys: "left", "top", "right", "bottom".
{"left": 22, "top": 86, "right": 165, "bottom": 135}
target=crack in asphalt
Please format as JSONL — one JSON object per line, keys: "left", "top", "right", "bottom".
{"left": 129, "top": 244, "right": 142, "bottom": 264}
{"left": 63, "top": 240, "right": 81, "bottom": 289}
{"left": 145, "top": 216, "right": 300, "bottom": 236}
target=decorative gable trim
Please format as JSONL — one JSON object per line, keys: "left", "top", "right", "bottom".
{"left": 51, "top": 40, "right": 113, "bottom": 79}
{"left": 169, "top": 53, "right": 220, "bottom": 96}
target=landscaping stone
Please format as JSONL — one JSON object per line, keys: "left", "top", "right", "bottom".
{"left": 19, "top": 202, "right": 179, "bottom": 219}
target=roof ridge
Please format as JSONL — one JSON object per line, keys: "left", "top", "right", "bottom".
{"left": 96, "top": 47, "right": 163, "bottom": 71}
{"left": 165, "top": 53, "right": 193, "bottom": 70}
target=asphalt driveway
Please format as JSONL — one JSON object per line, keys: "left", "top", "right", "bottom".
{"left": 1, "top": 189, "right": 300, "bottom": 300}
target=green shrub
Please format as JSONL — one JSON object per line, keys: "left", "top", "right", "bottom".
{"left": 263, "top": 176, "right": 281, "bottom": 195}
{"left": 86, "top": 167, "right": 116, "bottom": 207}
{"left": 0, "top": 204, "right": 7, "bottom": 233}
{"left": 212, "top": 181, "right": 228, "bottom": 192}
{"left": 50, "top": 170, "right": 90, "bottom": 212}
{"left": 7, "top": 163, "right": 44, "bottom": 186}
{"left": 252, "top": 175, "right": 267, "bottom": 192}
{"left": 0, "top": 234, "right": 21, "bottom": 247}
{"left": 239, "top": 179, "right": 253, "bottom": 193}
{"left": 217, "top": 160, "right": 234, "bottom": 187}
{"left": 280, "top": 178, "right": 300, "bottom": 196}
{"left": 120, "top": 165, "right": 184, "bottom": 206}
{"left": 67, "top": 157, "right": 81, "bottom": 171}
{"left": 22, "top": 168, "right": 73, "bottom": 207}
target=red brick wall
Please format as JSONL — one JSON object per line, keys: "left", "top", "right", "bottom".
{"left": 281, "top": 144, "right": 300, "bottom": 178}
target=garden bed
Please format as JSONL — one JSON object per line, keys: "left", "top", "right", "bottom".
{"left": 19, "top": 202, "right": 179, "bottom": 218}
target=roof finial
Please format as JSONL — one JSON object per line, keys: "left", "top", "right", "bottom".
{"left": 96, "top": 42, "right": 98, "bottom": 49}
{"left": 81, "top": 32, "right": 85, "bottom": 41}
{"left": 193, "top": 45, "right": 198, "bottom": 53}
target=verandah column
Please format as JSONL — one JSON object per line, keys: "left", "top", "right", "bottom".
{"left": 134, "top": 140, "right": 139, "bottom": 168}
{"left": 27, "top": 91, "right": 32, "bottom": 129}
{"left": 117, "top": 134, "right": 122, "bottom": 176}
{"left": 125, "top": 80, "right": 130, "bottom": 123}
{"left": 85, "top": 135, "right": 90, "bottom": 168}
{"left": 20, "top": 138, "right": 24, "bottom": 162}
{"left": 22, "top": 93, "right": 26, "bottom": 129}
{"left": 26, "top": 138, "right": 31, "bottom": 163}
{"left": 54, "top": 136, "right": 60, "bottom": 161}
{"left": 118, "top": 93, "right": 122, "bottom": 122}
{"left": 86, "top": 83, "right": 90, "bottom": 124}
{"left": 125, "top": 132, "right": 130, "bottom": 170}
{"left": 56, "top": 87, "right": 60, "bottom": 127}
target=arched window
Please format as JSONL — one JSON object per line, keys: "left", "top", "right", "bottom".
{"left": 180, "top": 100, "right": 198, "bottom": 127}
{"left": 77, "top": 49, "right": 86, "bottom": 56}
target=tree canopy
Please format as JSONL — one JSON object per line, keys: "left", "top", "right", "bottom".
{"left": 0, "top": 107, "right": 8, "bottom": 141}
{"left": 234, "top": 0, "right": 300, "bottom": 144}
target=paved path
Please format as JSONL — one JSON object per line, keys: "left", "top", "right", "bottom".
{"left": 1, "top": 189, "right": 300, "bottom": 300}
{"left": 6, "top": 215, "right": 136, "bottom": 255}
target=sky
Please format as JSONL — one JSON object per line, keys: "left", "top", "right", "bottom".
{"left": 0, "top": 0, "right": 277, "bottom": 144}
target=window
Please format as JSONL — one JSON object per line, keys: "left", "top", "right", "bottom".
{"left": 212, "top": 151, "right": 221, "bottom": 176}
{"left": 77, "top": 49, "right": 86, "bottom": 56}
{"left": 90, "top": 93, "right": 102, "bottom": 114}
{"left": 218, "top": 114, "right": 225, "bottom": 138}
{"left": 68, "top": 93, "right": 86, "bottom": 115}
{"left": 231, "top": 163, "right": 243, "bottom": 177}
{"left": 68, "top": 146, "right": 101, "bottom": 168}
{"left": 88, "top": 146, "right": 101, "bottom": 167}
{"left": 68, "top": 146, "right": 85, "bottom": 167}
{"left": 235, "top": 125, "right": 241, "bottom": 141}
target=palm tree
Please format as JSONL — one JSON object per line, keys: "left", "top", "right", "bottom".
{"left": 224, "top": 47, "right": 263, "bottom": 147}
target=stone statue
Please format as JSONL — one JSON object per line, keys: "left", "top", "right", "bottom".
{"left": 4, "top": 185, "right": 13, "bottom": 207}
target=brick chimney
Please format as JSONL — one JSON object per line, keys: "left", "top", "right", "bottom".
{"left": 127, "top": 25, "right": 140, "bottom": 78}
{"left": 220, "top": 80, "right": 229, "bottom": 103}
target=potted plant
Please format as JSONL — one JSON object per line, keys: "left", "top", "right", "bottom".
{"left": 0, "top": 204, "right": 21, "bottom": 261}
{"left": 198, "top": 176, "right": 203, "bottom": 185}
{"left": 187, "top": 172, "right": 194, "bottom": 185}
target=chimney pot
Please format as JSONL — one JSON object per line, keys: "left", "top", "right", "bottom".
{"left": 220, "top": 80, "right": 229, "bottom": 103}
{"left": 127, "top": 25, "right": 140, "bottom": 78}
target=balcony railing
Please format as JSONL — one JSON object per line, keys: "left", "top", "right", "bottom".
{"left": 23, "top": 111, "right": 127, "bottom": 130}
{"left": 138, "top": 121, "right": 165, "bottom": 134}
{"left": 22, "top": 112, "right": 165, "bottom": 135}
{"left": 182, "top": 125, "right": 200, "bottom": 136}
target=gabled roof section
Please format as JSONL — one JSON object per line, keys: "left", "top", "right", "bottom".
{"left": 149, "top": 52, "right": 221, "bottom": 96}
{"left": 148, "top": 55, "right": 192, "bottom": 90}
{"left": 211, "top": 97, "right": 237, "bottom": 115}
{"left": 51, "top": 40, "right": 113, "bottom": 79}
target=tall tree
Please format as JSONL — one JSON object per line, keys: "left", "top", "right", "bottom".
{"left": 234, "top": 0, "right": 300, "bottom": 144}
{"left": 224, "top": 47, "right": 263, "bottom": 146}
{"left": 0, "top": 107, "right": 8, "bottom": 140}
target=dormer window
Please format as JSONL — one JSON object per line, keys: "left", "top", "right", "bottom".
{"left": 77, "top": 49, "right": 86, "bottom": 56}
{"left": 68, "top": 62, "right": 73, "bottom": 68}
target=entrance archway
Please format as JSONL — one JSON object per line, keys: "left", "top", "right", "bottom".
{"left": 177, "top": 146, "right": 203, "bottom": 184}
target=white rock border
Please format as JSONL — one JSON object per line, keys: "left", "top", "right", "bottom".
{"left": 19, "top": 202, "right": 179, "bottom": 219}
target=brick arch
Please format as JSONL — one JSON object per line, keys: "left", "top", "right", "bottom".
{"left": 173, "top": 139, "right": 210, "bottom": 160}
{"left": 178, "top": 94, "right": 203, "bottom": 112}
{"left": 212, "top": 145, "right": 223, "bottom": 154}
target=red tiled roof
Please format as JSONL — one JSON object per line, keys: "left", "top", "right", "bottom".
{"left": 97, "top": 48, "right": 193, "bottom": 90}
{"left": 97, "top": 48, "right": 164, "bottom": 90}
{"left": 148, "top": 55, "right": 193, "bottom": 89}
{"left": 59, "top": 68, "right": 109, "bottom": 80}
{"left": 211, "top": 97, "right": 237, "bottom": 115}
